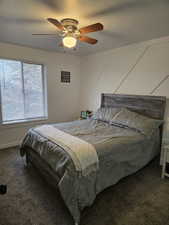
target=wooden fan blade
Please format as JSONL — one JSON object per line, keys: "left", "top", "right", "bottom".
{"left": 78, "top": 36, "right": 98, "bottom": 44}
{"left": 79, "top": 23, "right": 103, "bottom": 34}
{"left": 47, "top": 18, "right": 64, "bottom": 30}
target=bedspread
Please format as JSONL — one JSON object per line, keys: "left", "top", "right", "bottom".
{"left": 20, "top": 119, "right": 160, "bottom": 224}
{"left": 34, "top": 125, "right": 98, "bottom": 176}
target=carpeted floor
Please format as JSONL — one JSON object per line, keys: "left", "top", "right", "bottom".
{"left": 0, "top": 147, "right": 169, "bottom": 225}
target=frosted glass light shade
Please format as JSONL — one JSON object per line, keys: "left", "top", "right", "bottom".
{"left": 62, "top": 36, "right": 77, "bottom": 48}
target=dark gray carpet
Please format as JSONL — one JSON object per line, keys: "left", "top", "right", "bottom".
{"left": 0, "top": 147, "right": 169, "bottom": 225}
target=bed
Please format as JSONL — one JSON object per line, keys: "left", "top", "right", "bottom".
{"left": 20, "top": 93, "right": 166, "bottom": 225}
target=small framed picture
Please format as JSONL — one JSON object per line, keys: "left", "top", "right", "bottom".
{"left": 80, "top": 111, "right": 92, "bottom": 119}
{"left": 81, "top": 111, "right": 87, "bottom": 119}
{"left": 61, "top": 71, "right": 71, "bottom": 83}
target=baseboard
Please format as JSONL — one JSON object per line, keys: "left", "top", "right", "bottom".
{"left": 0, "top": 141, "right": 20, "bottom": 150}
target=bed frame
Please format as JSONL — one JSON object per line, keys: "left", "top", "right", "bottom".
{"left": 101, "top": 93, "right": 166, "bottom": 120}
{"left": 24, "top": 93, "right": 166, "bottom": 224}
{"left": 25, "top": 93, "right": 166, "bottom": 183}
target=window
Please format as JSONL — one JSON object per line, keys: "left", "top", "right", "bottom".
{"left": 0, "top": 59, "right": 47, "bottom": 124}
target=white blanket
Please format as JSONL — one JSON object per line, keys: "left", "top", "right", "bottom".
{"left": 34, "top": 125, "right": 99, "bottom": 176}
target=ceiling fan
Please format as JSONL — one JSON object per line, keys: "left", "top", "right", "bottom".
{"left": 32, "top": 18, "right": 104, "bottom": 48}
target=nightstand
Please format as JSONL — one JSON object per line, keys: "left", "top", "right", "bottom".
{"left": 162, "top": 145, "right": 169, "bottom": 178}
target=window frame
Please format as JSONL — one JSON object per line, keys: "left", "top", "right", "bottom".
{"left": 0, "top": 57, "right": 48, "bottom": 125}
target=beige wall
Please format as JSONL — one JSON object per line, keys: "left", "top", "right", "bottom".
{"left": 80, "top": 36, "right": 169, "bottom": 137}
{"left": 0, "top": 42, "right": 81, "bottom": 149}
{"left": 80, "top": 36, "right": 169, "bottom": 109}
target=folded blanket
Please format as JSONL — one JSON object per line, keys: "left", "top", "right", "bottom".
{"left": 34, "top": 125, "right": 99, "bottom": 176}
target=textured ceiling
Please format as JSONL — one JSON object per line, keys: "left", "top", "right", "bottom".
{"left": 0, "top": 0, "right": 169, "bottom": 55}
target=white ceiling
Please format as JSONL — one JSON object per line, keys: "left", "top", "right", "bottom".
{"left": 0, "top": 0, "right": 169, "bottom": 55}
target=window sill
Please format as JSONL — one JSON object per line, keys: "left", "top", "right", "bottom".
{"left": 0, "top": 117, "right": 48, "bottom": 130}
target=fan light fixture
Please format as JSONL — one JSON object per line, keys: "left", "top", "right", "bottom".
{"left": 33, "top": 18, "right": 104, "bottom": 48}
{"left": 62, "top": 36, "right": 77, "bottom": 48}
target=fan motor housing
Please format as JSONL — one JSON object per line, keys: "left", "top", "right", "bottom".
{"left": 61, "top": 18, "right": 79, "bottom": 30}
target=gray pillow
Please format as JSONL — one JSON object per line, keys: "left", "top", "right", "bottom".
{"left": 92, "top": 107, "right": 121, "bottom": 123}
{"left": 110, "top": 108, "right": 163, "bottom": 136}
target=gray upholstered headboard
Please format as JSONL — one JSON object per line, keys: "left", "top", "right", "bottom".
{"left": 101, "top": 93, "right": 166, "bottom": 146}
{"left": 101, "top": 93, "right": 166, "bottom": 120}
